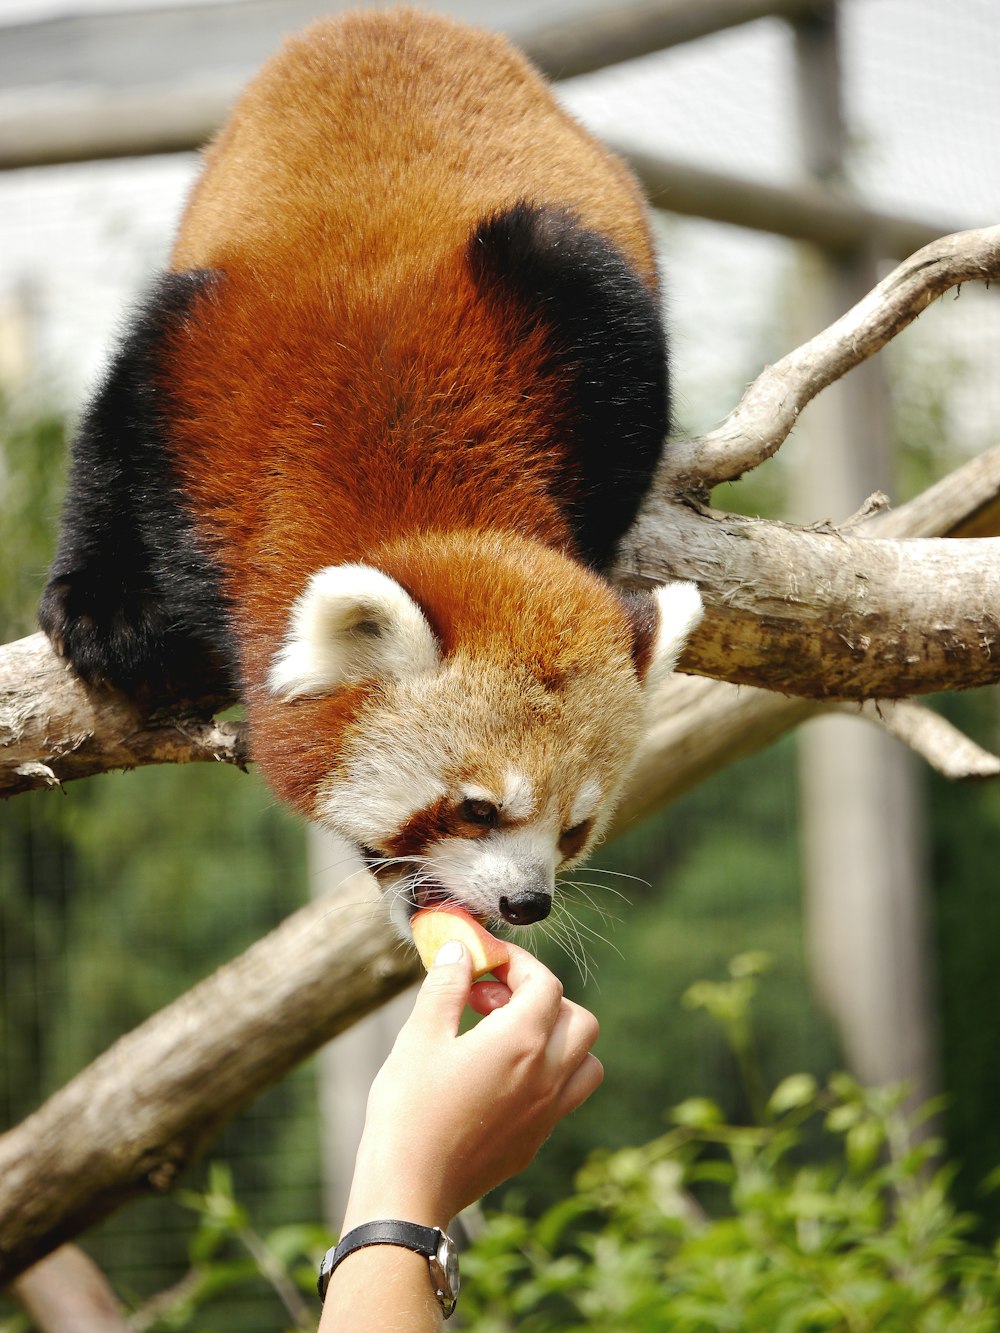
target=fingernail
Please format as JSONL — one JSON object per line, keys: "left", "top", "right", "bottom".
{"left": 433, "top": 940, "right": 465, "bottom": 966}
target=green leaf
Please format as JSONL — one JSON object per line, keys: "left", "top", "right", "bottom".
{"left": 825, "top": 1101, "right": 863, "bottom": 1133}
{"left": 671, "top": 1096, "right": 725, "bottom": 1128}
{"left": 768, "top": 1073, "right": 819, "bottom": 1117}
{"left": 728, "top": 951, "right": 773, "bottom": 979}
{"left": 846, "top": 1117, "right": 886, "bottom": 1173}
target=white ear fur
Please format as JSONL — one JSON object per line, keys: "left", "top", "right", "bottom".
{"left": 268, "top": 564, "right": 440, "bottom": 699}
{"left": 645, "top": 581, "right": 703, "bottom": 688}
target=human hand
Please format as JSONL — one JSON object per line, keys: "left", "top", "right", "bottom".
{"left": 340, "top": 940, "right": 603, "bottom": 1231}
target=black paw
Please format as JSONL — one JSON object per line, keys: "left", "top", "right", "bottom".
{"left": 39, "top": 569, "right": 170, "bottom": 692}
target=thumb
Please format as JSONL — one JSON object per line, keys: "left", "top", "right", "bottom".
{"left": 409, "top": 940, "right": 474, "bottom": 1037}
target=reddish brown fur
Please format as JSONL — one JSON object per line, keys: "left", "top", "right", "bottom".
{"left": 158, "top": 8, "right": 657, "bottom": 810}
{"left": 249, "top": 532, "right": 642, "bottom": 813}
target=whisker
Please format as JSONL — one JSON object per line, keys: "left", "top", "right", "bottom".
{"left": 559, "top": 881, "right": 622, "bottom": 921}
{"left": 559, "top": 881, "right": 625, "bottom": 931}
{"left": 555, "top": 914, "right": 595, "bottom": 988}
{"left": 579, "top": 866, "right": 649, "bottom": 883}
{"left": 566, "top": 911, "right": 623, "bottom": 960}
{"left": 568, "top": 881, "right": 631, "bottom": 908}
{"left": 533, "top": 901, "right": 597, "bottom": 987}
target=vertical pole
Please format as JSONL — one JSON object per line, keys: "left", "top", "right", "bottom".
{"left": 790, "top": 4, "right": 938, "bottom": 1102}
{"left": 308, "top": 826, "right": 416, "bottom": 1228}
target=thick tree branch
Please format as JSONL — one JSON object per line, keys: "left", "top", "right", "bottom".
{"left": 0, "top": 634, "right": 242, "bottom": 797}
{"left": 622, "top": 505, "right": 1000, "bottom": 699}
{"left": 610, "top": 440, "right": 1000, "bottom": 825}
{"left": 867, "top": 441, "right": 1000, "bottom": 540}
{"left": 9, "top": 1244, "right": 129, "bottom": 1333}
{"left": 612, "top": 675, "right": 820, "bottom": 836}
{"left": 0, "top": 872, "right": 420, "bottom": 1286}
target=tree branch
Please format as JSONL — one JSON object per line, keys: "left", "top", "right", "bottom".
{"left": 837, "top": 699, "right": 1000, "bottom": 781}
{"left": 622, "top": 505, "right": 1000, "bottom": 699}
{"left": 611, "top": 675, "right": 820, "bottom": 836}
{"left": 659, "top": 225, "right": 1000, "bottom": 494}
{"left": 0, "top": 633, "right": 242, "bottom": 798}
{"left": 8, "top": 1244, "right": 129, "bottom": 1333}
{"left": 867, "top": 440, "right": 1000, "bottom": 540}
{"left": 0, "top": 872, "right": 420, "bottom": 1286}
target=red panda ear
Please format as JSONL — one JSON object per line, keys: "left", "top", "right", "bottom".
{"left": 622, "top": 582, "right": 703, "bottom": 688}
{"left": 268, "top": 564, "right": 441, "bottom": 699}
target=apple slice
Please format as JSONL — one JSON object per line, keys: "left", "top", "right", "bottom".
{"left": 411, "top": 905, "right": 510, "bottom": 978}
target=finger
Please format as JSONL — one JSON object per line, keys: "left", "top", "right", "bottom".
{"left": 467, "top": 979, "right": 512, "bottom": 1015}
{"left": 555, "top": 1052, "right": 605, "bottom": 1118}
{"left": 406, "top": 940, "right": 474, "bottom": 1038}
{"left": 545, "top": 998, "right": 601, "bottom": 1075}
{"left": 490, "top": 942, "right": 565, "bottom": 1033}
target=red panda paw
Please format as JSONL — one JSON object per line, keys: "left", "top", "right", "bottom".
{"left": 39, "top": 568, "right": 199, "bottom": 697}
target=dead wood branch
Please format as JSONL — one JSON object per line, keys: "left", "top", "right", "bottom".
{"left": 615, "top": 227, "right": 1000, "bottom": 698}
{"left": 0, "top": 633, "right": 241, "bottom": 798}
{"left": 612, "top": 676, "right": 820, "bottom": 836}
{"left": 9, "top": 1244, "right": 129, "bottom": 1333}
{"left": 867, "top": 440, "right": 1000, "bottom": 540}
{"left": 624, "top": 504, "right": 1000, "bottom": 699}
{"left": 0, "top": 872, "right": 419, "bottom": 1286}
{"left": 837, "top": 699, "right": 1000, "bottom": 781}
{"left": 660, "top": 224, "right": 1000, "bottom": 493}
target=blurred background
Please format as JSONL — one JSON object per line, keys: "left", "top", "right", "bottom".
{"left": 1, "top": 1, "right": 999, "bottom": 1328}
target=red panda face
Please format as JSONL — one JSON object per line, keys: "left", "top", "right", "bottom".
{"left": 316, "top": 654, "right": 646, "bottom": 933}
{"left": 260, "top": 539, "right": 702, "bottom": 935}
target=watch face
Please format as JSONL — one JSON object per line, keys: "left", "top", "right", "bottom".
{"left": 431, "top": 1232, "right": 460, "bottom": 1315}
{"left": 440, "top": 1235, "right": 461, "bottom": 1298}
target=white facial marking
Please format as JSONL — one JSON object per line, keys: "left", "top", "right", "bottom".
{"left": 501, "top": 768, "right": 536, "bottom": 820}
{"left": 319, "top": 766, "right": 446, "bottom": 850}
{"left": 426, "top": 825, "right": 557, "bottom": 919}
{"left": 460, "top": 782, "right": 501, "bottom": 808}
{"left": 569, "top": 777, "right": 603, "bottom": 828}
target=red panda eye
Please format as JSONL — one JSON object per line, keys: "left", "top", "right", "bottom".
{"left": 460, "top": 798, "right": 500, "bottom": 828}
{"left": 559, "top": 820, "right": 592, "bottom": 859}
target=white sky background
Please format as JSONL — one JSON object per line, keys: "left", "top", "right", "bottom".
{"left": 0, "top": 0, "right": 998, "bottom": 460}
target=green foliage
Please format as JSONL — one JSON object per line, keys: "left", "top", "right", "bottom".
{"left": 116, "top": 959, "right": 1000, "bottom": 1333}
{"left": 100, "top": 1164, "right": 331, "bottom": 1332}
{"left": 0, "top": 401, "right": 68, "bottom": 641}
{"left": 157, "top": 1164, "right": 328, "bottom": 1331}
{"left": 924, "top": 687, "right": 1000, "bottom": 1223}
{"left": 460, "top": 959, "right": 1000, "bottom": 1332}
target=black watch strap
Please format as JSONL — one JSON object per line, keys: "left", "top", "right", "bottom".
{"left": 317, "top": 1219, "right": 458, "bottom": 1316}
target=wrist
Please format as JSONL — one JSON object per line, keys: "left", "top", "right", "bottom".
{"left": 342, "top": 1138, "right": 453, "bottom": 1233}
{"left": 318, "top": 1219, "right": 460, "bottom": 1321}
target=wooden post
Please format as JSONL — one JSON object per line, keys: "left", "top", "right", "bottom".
{"left": 791, "top": 4, "right": 938, "bottom": 1103}
{"left": 308, "top": 827, "right": 415, "bottom": 1229}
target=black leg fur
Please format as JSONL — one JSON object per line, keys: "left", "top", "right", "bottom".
{"left": 39, "top": 271, "right": 237, "bottom": 697}
{"left": 468, "top": 203, "right": 669, "bottom": 570}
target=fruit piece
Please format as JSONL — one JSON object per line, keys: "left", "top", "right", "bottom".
{"left": 410, "top": 905, "right": 510, "bottom": 978}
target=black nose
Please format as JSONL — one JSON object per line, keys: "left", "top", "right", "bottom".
{"left": 498, "top": 892, "right": 551, "bottom": 925}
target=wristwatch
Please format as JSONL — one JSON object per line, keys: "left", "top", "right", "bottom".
{"left": 317, "top": 1218, "right": 460, "bottom": 1318}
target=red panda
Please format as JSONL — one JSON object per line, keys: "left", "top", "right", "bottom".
{"left": 39, "top": 8, "right": 702, "bottom": 933}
